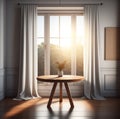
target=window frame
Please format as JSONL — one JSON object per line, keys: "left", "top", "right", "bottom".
{"left": 37, "top": 9, "right": 84, "bottom": 75}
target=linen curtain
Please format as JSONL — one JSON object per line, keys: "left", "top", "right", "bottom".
{"left": 84, "top": 5, "right": 104, "bottom": 99}
{"left": 16, "top": 5, "right": 40, "bottom": 100}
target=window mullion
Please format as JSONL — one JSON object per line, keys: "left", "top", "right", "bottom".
{"left": 44, "top": 14, "right": 50, "bottom": 75}
{"left": 71, "top": 15, "right": 76, "bottom": 75}
{"left": 59, "top": 16, "right": 60, "bottom": 47}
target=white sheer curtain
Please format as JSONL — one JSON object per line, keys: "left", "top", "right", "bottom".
{"left": 16, "top": 5, "right": 40, "bottom": 100}
{"left": 84, "top": 5, "right": 104, "bottom": 100}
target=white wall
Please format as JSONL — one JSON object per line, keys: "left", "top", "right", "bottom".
{"left": 5, "top": 0, "right": 20, "bottom": 97}
{"left": 99, "top": 0, "right": 120, "bottom": 96}
{"left": 0, "top": 0, "right": 5, "bottom": 100}
{"left": 5, "top": 0, "right": 120, "bottom": 97}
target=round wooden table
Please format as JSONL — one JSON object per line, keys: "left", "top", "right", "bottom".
{"left": 37, "top": 75, "right": 84, "bottom": 108}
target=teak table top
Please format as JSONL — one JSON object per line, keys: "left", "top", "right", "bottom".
{"left": 37, "top": 75, "right": 84, "bottom": 82}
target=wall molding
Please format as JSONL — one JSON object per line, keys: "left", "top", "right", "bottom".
{"left": 5, "top": 67, "right": 19, "bottom": 97}
{"left": 101, "top": 68, "right": 120, "bottom": 97}
{"left": 5, "top": 67, "right": 19, "bottom": 75}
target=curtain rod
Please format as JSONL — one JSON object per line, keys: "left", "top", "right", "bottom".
{"left": 17, "top": 2, "right": 103, "bottom": 6}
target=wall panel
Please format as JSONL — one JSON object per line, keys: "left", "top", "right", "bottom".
{"left": 6, "top": 68, "right": 19, "bottom": 97}
{"left": 101, "top": 69, "right": 120, "bottom": 97}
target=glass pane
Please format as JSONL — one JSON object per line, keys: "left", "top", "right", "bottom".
{"left": 60, "top": 16, "right": 72, "bottom": 48}
{"left": 76, "top": 16, "right": 84, "bottom": 75}
{"left": 50, "top": 16, "right": 72, "bottom": 75}
{"left": 50, "top": 16, "right": 59, "bottom": 37}
{"left": 37, "top": 16, "right": 45, "bottom": 75}
{"left": 50, "top": 44, "right": 71, "bottom": 75}
{"left": 76, "top": 16, "right": 84, "bottom": 45}
{"left": 60, "top": 16, "right": 71, "bottom": 38}
{"left": 37, "top": 37, "right": 44, "bottom": 45}
{"left": 76, "top": 44, "right": 83, "bottom": 75}
{"left": 37, "top": 16, "right": 44, "bottom": 38}
{"left": 50, "top": 38, "right": 59, "bottom": 47}
{"left": 60, "top": 38, "right": 72, "bottom": 48}
{"left": 38, "top": 38, "right": 44, "bottom": 75}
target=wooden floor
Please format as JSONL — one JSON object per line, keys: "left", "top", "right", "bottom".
{"left": 0, "top": 98, "right": 120, "bottom": 119}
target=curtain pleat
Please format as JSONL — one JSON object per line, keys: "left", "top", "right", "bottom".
{"left": 16, "top": 5, "right": 40, "bottom": 100}
{"left": 84, "top": 5, "right": 104, "bottom": 100}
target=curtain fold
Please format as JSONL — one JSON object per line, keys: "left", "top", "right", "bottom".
{"left": 84, "top": 5, "right": 104, "bottom": 100}
{"left": 16, "top": 5, "right": 40, "bottom": 100}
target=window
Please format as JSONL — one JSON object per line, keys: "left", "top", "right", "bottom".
{"left": 37, "top": 10, "right": 84, "bottom": 76}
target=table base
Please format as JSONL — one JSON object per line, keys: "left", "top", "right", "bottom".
{"left": 47, "top": 82, "right": 74, "bottom": 108}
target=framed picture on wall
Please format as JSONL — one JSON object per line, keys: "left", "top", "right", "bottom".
{"left": 105, "top": 27, "right": 120, "bottom": 60}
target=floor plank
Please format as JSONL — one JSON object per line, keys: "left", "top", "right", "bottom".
{"left": 0, "top": 98, "right": 120, "bottom": 119}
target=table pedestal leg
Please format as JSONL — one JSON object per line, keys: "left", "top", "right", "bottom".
{"left": 47, "top": 82, "right": 57, "bottom": 108}
{"left": 60, "top": 82, "right": 62, "bottom": 102}
{"left": 64, "top": 82, "right": 74, "bottom": 108}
